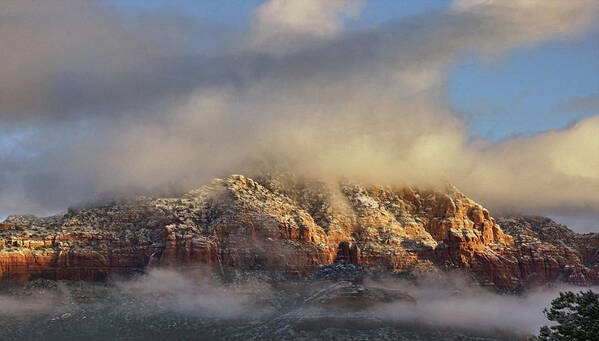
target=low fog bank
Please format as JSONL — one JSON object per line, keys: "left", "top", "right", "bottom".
{"left": 0, "top": 269, "right": 276, "bottom": 340}
{"left": 115, "top": 268, "right": 274, "bottom": 319}
{"left": 0, "top": 295, "right": 55, "bottom": 316}
{"left": 368, "top": 273, "right": 593, "bottom": 335}
{"left": 1, "top": 268, "right": 595, "bottom": 339}
{"left": 546, "top": 213, "right": 599, "bottom": 234}
{"left": 0, "top": 269, "right": 272, "bottom": 319}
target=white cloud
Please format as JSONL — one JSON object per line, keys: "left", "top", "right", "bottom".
{"left": 249, "top": 0, "right": 365, "bottom": 54}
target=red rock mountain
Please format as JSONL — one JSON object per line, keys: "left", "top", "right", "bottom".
{"left": 1, "top": 174, "right": 597, "bottom": 290}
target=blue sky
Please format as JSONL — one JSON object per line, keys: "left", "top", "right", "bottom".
{"left": 451, "top": 30, "right": 599, "bottom": 141}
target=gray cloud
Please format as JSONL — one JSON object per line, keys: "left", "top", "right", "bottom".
{"left": 1, "top": 0, "right": 599, "bottom": 219}
{"left": 0, "top": 0, "right": 236, "bottom": 125}
{"left": 559, "top": 93, "right": 599, "bottom": 114}
{"left": 547, "top": 212, "right": 599, "bottom": 233}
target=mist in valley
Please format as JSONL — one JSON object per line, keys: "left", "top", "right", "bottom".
{"left": 0, "top": 268, "right": 589, "bottom": 340}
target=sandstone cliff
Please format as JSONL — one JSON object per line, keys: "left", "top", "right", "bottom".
{"left": 1, "top": 174, "right": 597, "bottom": 290}
{"left": 496, "top": 216, "right": 599, "bottom": 287}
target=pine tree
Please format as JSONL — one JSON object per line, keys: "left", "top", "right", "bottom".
{"left": 539, "top": 290, "right": 599, "bottom": 340}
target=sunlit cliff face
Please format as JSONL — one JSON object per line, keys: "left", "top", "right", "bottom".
{"left": 1, "top": 0, "right": 599, "bottom": 221}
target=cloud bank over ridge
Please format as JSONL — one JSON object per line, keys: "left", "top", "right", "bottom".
{"left": 1, "top": 0, "right": 598, "bottom": 218}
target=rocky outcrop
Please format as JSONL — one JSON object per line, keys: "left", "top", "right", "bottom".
{"left": 0, "top": 203, "right": 169, "bottom": 282}
{"left": 497, "top": 216, "right": 599, "bottom": 287}
{"left": 1, "top": 174, "right": 597, "bottom": 290}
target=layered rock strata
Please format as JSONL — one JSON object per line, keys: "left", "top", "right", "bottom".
{"left": 1, "top": 174, "right": 597, "bottom": 290}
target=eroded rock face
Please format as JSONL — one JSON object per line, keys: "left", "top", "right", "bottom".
{"left": 496, "top": 216, "right": 599, "bottom": 288}
{"left": 1, "top": 174, "right": 597, "bottom": 290}
{"left": 0, "top": 203, "right": 170, "bottom": 282}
